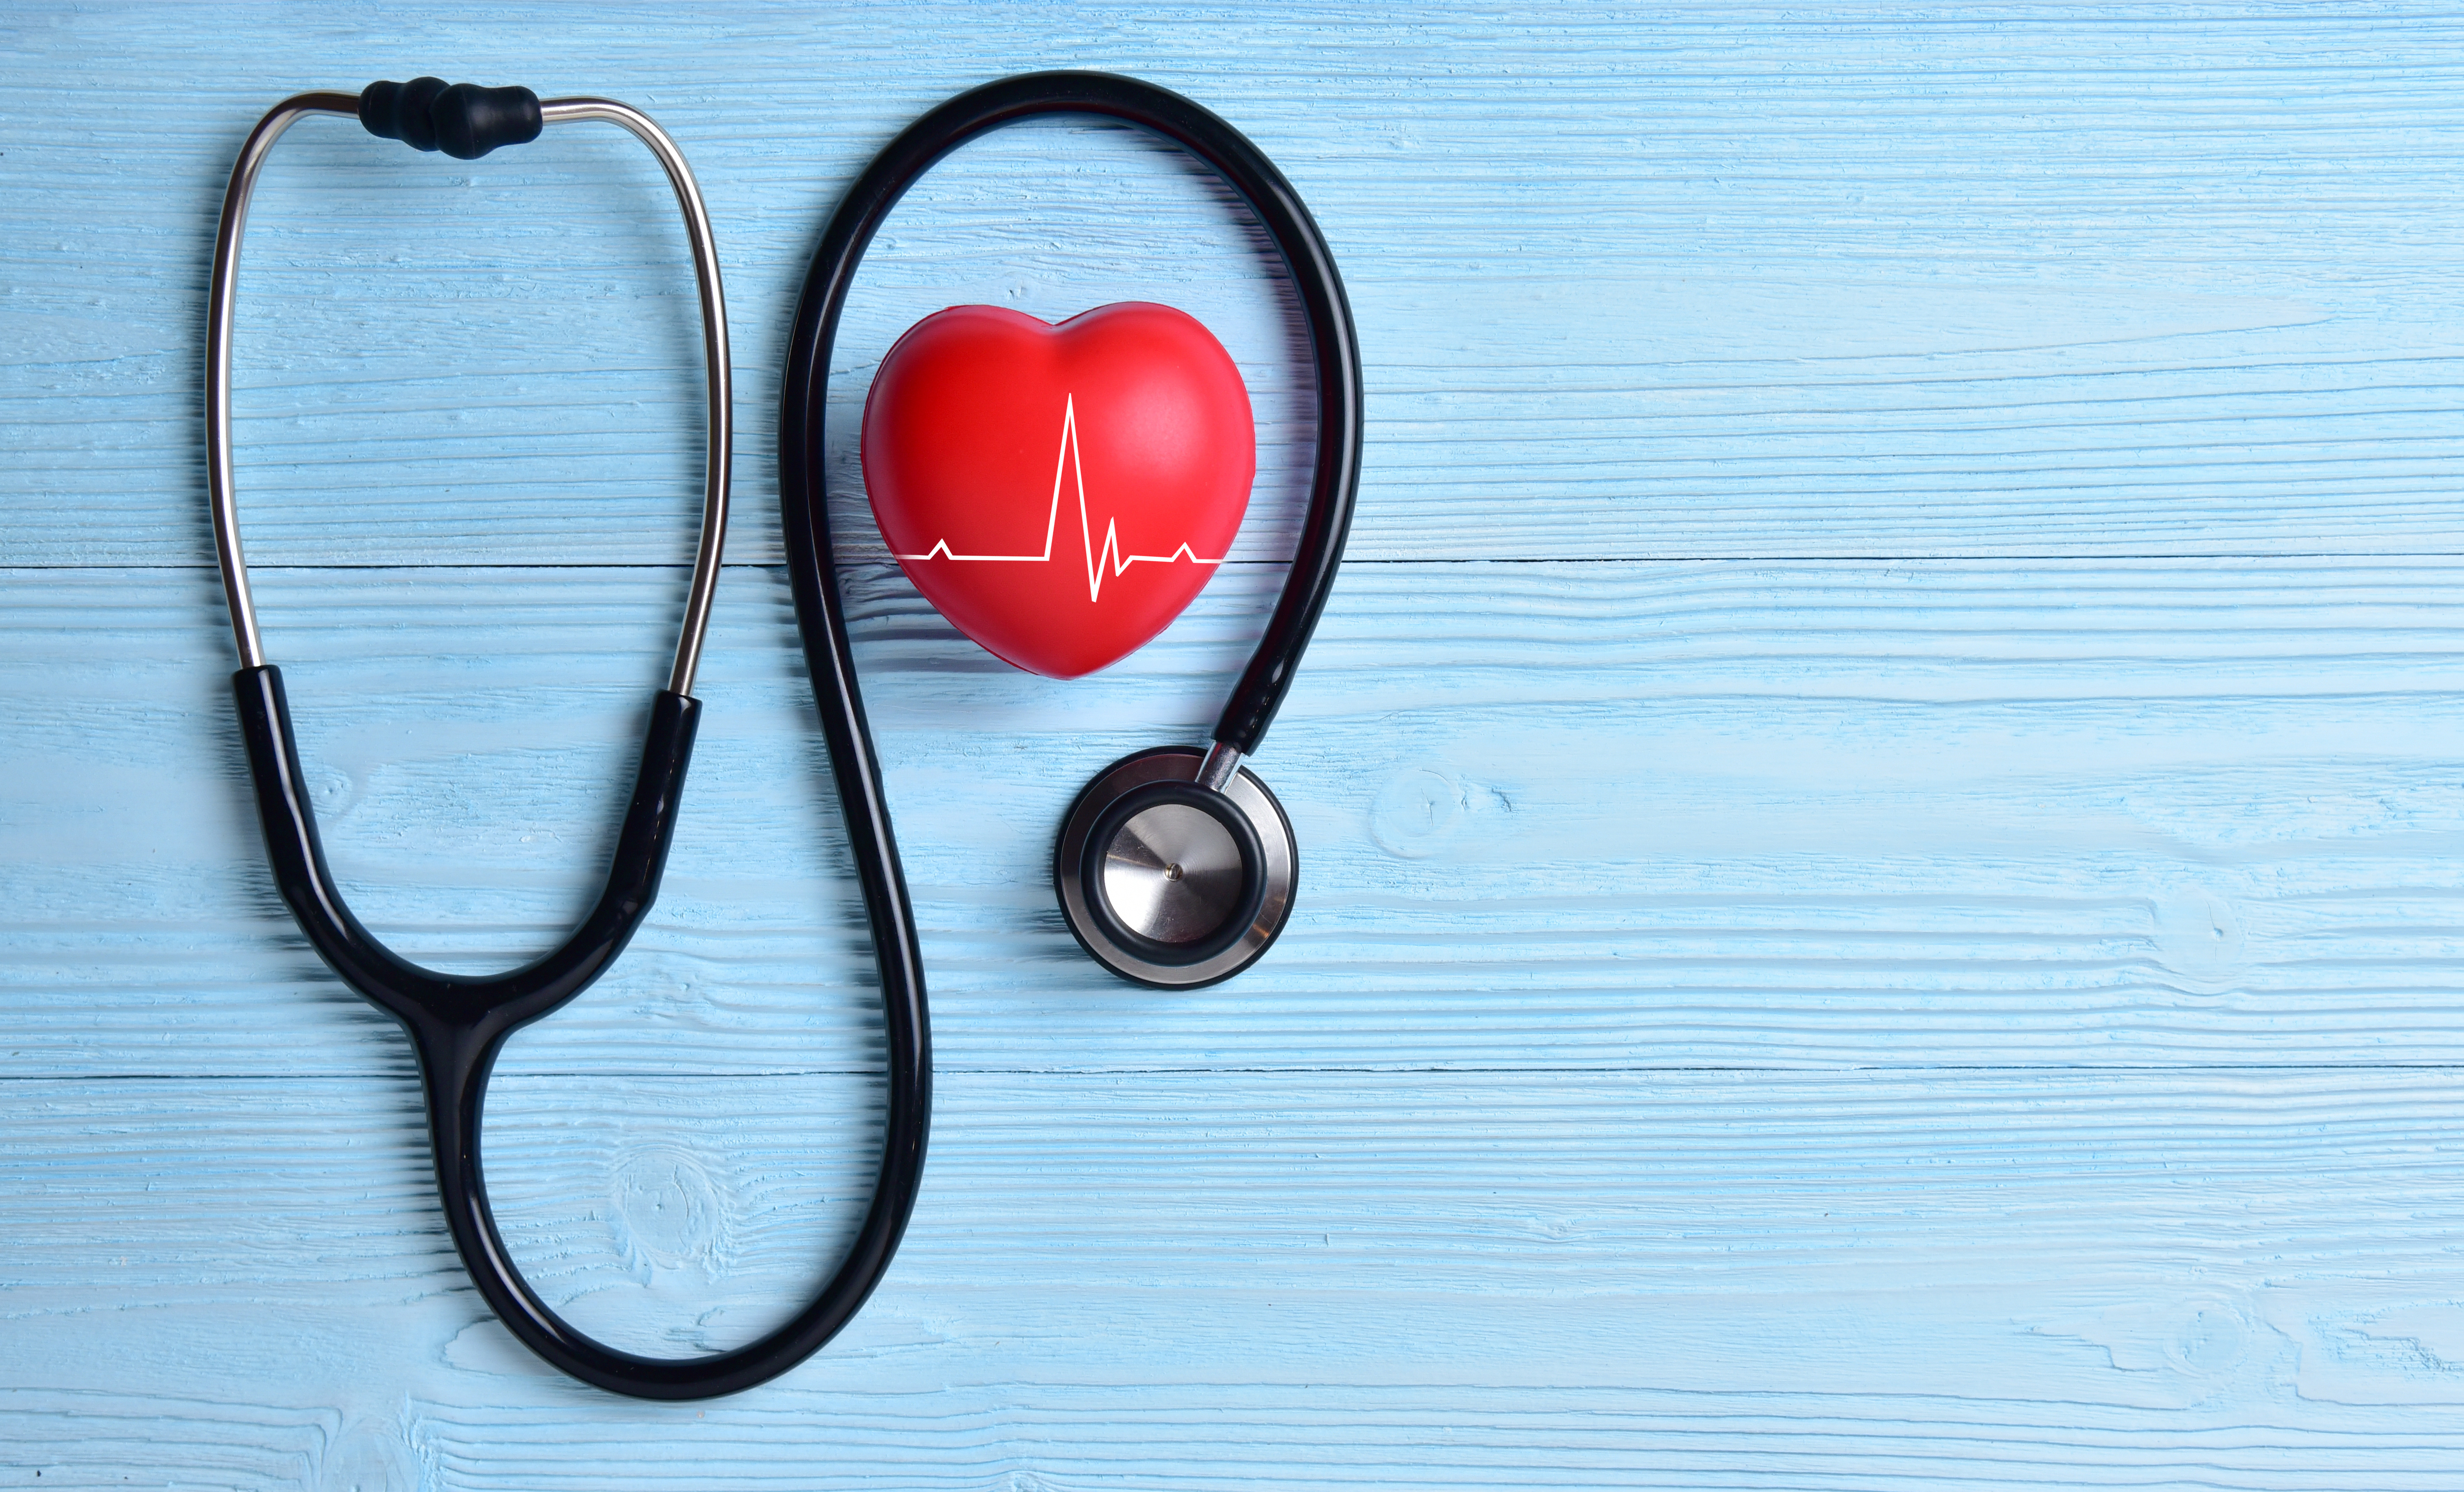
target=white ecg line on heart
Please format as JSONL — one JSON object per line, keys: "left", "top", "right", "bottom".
{"left": 891, "top": 395, "right": 1227, "bottom": 603}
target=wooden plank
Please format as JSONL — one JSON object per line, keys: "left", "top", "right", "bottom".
{"left": 17, "top": 6, "right": 2464, "bottom": 566}
{"left": 9, "top": 1068, "right": 2464, "bottom": 1488}
{"left": 11, "top": 557, "right": 2464, "bottom": 1078}
{"left": 19, "top": 6, "right": 2464, "bottom": 1485}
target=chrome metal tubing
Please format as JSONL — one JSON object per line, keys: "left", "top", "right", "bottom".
{"left": 205, "top": 93, "right": 732, "bottom": 696}
{"left": 206, "top": 92, "right": 360, "bottom": 670}
{"left": 1196, "top": 739, "right": 1244, "bottom": 793}
{"left": 540, "top": 98, "right": 733, "bottom": 697}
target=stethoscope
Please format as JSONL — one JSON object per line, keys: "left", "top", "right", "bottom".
{"left": 211, "top": 72, "right": 1359, "bottom": 1400}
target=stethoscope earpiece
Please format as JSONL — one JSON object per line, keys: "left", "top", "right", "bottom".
{"left": 1056, "top": 747, "right": 1296, "bottom": 987}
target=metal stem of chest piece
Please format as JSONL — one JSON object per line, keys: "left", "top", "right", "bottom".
{"left": 1196, "top": 740, "right": 1244, "bottom": 792}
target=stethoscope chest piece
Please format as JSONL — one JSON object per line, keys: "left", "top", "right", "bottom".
{"left": 1056, "top": 747, "right": 1296, "bottom": 988}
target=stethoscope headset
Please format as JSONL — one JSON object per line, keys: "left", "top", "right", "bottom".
{"left": 209, "top": 72, "right": 1360, "bottom": 1399}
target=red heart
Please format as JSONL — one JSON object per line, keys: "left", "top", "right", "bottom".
{"left": 861, "top": 302, "right": 1255, "bottom": 679}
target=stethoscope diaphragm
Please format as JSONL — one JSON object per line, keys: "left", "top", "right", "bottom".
{"left": 1056, "top": 746, "right": 1298, "bottom": 987}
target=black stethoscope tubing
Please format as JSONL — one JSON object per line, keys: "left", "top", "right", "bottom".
{"left": 212, "top": 81, "right": 902, "bottom": 1402}
{"left": 766, "top": 68, "right": 1358, "bottom": 1392}
{"left": 210, "top": 83, "right": 831, "bottom": 1401}
{"left": 769, "top": 67, "right": 1360, "bottom": 1389}
{"left": 780, "top": 69, "right": 1364, "bottom": 762}
{"left": 218, "top": 68, "right": 1358, "bottom": 1403}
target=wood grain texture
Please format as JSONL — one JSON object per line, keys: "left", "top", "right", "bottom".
{"left": 16, "top": 558, "right": 2464, "bottom": 1080}
{"left": 14, "top": 1070, "right": 2464, "bottom": 1490}
{"left": 19, "top": 4, "right": 2464, "bottom": 564}
{"left": 14, "top": 2, "right": 2464, "bottom": 1488}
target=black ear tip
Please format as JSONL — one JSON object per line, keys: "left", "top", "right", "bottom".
{"left": 359, "top": 77, "right": 540, "bottom": 159}
{"left": 434, "top": 82, "right": 544, "bottom": 161}
{"left": 357, "top": 79, "right": 398, "bottom": 133}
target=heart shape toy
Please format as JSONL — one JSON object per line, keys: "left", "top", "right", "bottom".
{"left": 861, "top": 302, "right": 1255, "bottom": 679}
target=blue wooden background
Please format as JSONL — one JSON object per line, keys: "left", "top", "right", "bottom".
{"left": 13, "top": 3, "right": 2464, "bottom": 1486}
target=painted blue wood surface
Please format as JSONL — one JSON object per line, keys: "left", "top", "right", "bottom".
{"left": 15, "top": 4, "right": 2464, "bottom": 1488}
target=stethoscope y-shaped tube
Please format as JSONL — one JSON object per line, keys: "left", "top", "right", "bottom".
{"left": 212, "top": 83, "right": 916, "bottom": 1400}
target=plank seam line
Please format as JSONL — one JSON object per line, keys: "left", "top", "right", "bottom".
{"left": 19, "top": 554, "right": 2464, "bottom": 573}
{"left": 16, "top": 1062, "right": 2464, "bottom": 1083}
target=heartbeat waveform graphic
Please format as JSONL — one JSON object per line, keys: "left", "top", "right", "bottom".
{"left": 892, "top": 396, "right": 1227, "bottom": 603}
